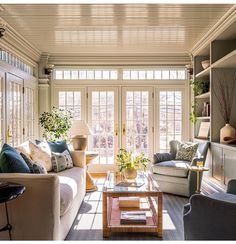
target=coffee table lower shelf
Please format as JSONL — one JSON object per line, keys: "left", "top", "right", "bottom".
{"left": 103, "top": 196, "right": 162, "bottom": 238}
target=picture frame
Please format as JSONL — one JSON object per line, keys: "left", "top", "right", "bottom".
{"left": 198, "top": 122, "right": 210, "bottom": 139}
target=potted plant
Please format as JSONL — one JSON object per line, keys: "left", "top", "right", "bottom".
{"left": 116, "top": 148, "right": 150, "bottom": 180}
{"left": 39, "top": 107, "right": 73, "bottom": 141}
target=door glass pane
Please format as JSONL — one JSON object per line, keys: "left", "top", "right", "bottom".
{"left": 91, "top": 91, "right": 115, "bottom": 164}
{"left": 58, "top": 91, "right": 81, "bottom": 119}
{"left": 125, "top": 91, "right": 149, "bottom": 156}
{"left": 24, "top": 87, "right": 34, "bottom": 140}
{"left": 9, "top": 81, "right": 23, "bottom": 146}
{"left": 159, "top": 91, "right": 182, "bottom": 152}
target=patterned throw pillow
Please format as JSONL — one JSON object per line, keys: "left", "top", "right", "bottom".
{"left": 175, "top": 143, "right": 198, "bottom": 162}
{"left": 29, "top": 140, "right": 52, "bottom": 172}
{"left": 20, "top": 153, "right": 47, "bottom": 174}
{"left": 51, "top": 150, "right": 73, "bottom": 173}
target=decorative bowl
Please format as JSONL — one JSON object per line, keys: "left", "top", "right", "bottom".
{"left": 201, "top": 60, "right": 210, "bottom": 69}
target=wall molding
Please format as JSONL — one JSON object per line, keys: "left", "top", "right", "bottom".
{"left": 0, "top": 17, "right": 41, "bottom": 66}
{"left": 191, "top": 5, "right": 236, "bottom": 56}
{"left": 48, "top": 54, "right": 190, "bottom": 66}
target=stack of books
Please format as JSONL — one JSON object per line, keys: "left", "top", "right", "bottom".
{"left": 120, "top": 211, "right": 146, "bottom": 225}
{"left": 118, "top": 197, "right": 140, "bottom": 208}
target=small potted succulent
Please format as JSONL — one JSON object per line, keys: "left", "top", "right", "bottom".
{"left": 116, "top": 148, "right": 150, "bottom": 180}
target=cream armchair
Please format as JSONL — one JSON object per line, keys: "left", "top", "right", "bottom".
{"left": 0, "top": 150, "right": 86, "bottom": 240}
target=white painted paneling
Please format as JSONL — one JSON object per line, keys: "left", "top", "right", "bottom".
{"left": 0, "top": 4, "right": 232, "bottom": 55}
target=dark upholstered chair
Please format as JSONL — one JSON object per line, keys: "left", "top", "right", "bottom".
{"left": 183, "top": 179, "right": 236, "bottom": 240}
{"left": 151, "top": 140, "right": 209, "bottom": 197}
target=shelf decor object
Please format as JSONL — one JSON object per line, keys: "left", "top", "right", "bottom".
{"left": 201, "top": 60, "right": 210, "bottom": 69}
{"left": 198, "top": 122, "right": 210, "bottom": 139}
{"left": 213, "top": 69, "right": 236, "bottom": 144}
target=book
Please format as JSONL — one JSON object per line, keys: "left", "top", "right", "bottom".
{"left": 115, "top": 181, "right": 144, "bottom": 188}
{"left": 118, "top": 197, "right": 140, "bottom": 208}
{"left": 120, "top": 211, "right": 146, "bottom": 225}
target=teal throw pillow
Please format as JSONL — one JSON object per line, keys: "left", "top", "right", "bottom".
{"left": 0, "top": 143, "right": 31, "bottom": 173}
{"left": 48, "top": 140, "right": 70, "bottom": 153}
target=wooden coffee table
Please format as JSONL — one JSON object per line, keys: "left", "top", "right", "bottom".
{"left": 102, "top": 171, "right": 163, "bottom": 238}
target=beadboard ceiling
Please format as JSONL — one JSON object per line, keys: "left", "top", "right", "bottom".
{"left": 0, "top": 4, "right": 232, "bottom": 56}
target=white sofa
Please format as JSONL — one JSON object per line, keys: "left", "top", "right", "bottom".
{"left": 0, "top": 150, "right": 86, "bottom": 240}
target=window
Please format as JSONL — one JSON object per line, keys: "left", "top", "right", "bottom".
{"left": 24, "top": 87, "right": 34, "bottom": 140}
{"left": 159, "top": 91, "right": 182, "bottom": 152}
{"left": 58, "top": 91, "right": 81, "bottom": 119}
{"left": 0, "top": 49, "right": 34, "bottom": 75}
{"left": 54, "top": 70, "right": 118, "bottom": 80}
{"left": 123, "top": 69, "right": 186, "bottom": 80}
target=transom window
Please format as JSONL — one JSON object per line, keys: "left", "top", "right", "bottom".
{"left": 55, "top": 70, "right": 118, "bottom": 80}
{"left": 123, "top": 69, "right": 186, "bottom": 80}
{"left": 159, "top": 91, "right": 182, "bottom": 152}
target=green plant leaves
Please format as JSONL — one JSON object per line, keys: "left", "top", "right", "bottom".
{"left": 39, "top": 107, "right": 73, "bottom": 141}
{"left": 116, "top": 148, "right": 150, "bottom": 172}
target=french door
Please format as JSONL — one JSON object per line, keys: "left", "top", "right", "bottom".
{"left": 87, "top": 86, "right": 153, "bottom": 172}
{"left": 7, "top": 74, "right": 24, "bottom": 146}
{"left": 88, "top": 87, "right": 119, "bottom": 172}
{"left": 121, "top": 87, "right": 154, "bottom": 158}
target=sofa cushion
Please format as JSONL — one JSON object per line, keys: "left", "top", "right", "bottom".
{"left": 51, "top": 150, "right": 73, "bottom": 173}
{"left": 56, "top": 167, "right": 85, "bottom": 216}
{"left": 48, "top": 140, "right": 70, "bottom": 154}
{"left": 152, "top": 160, "right": 190, "bottom": 177}
{"left": 29, "top": 140, "right": 52, "bottom": 172}
{"left": 0, "top": 143, "right": 31, "bottom": 173}
{"left": 15, "top": 141, "right": 31, "bottom": 159}
{"left": 176, "top": 142, "right": 198, "bottom": 162}
{"left": 20, "top": 153, "right": 47, "bottom": 174}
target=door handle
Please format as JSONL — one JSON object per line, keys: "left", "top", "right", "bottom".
{"left": 122, "top": 124, "right": 126, "bottom": 136}
{"left": 114, "top": 124, "right": 118, "bottom": 136}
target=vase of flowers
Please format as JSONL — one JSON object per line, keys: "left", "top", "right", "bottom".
{"left": 116, "top": 149, "right": 150, "bottom": 180}
{"left": 39, "top": 107, "right": 73, "bottom": 141}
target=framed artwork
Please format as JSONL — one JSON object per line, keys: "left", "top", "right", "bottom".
{"left": 198, "top": 122, "right": 210, "bottom": 139}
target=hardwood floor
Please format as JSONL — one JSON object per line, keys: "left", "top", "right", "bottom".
{"left": 66, "top": 176, "right": 224, "bottom": 241}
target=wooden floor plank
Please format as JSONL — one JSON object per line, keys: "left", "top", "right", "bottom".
{"left": 66, "top": 176, "right": 225, "bottom": 240}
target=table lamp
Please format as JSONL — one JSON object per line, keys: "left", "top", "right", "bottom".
{"left": 69, "top": 120, "right": 92, "bottom": 150}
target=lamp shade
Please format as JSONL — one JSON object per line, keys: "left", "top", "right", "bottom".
{"left": 69, "top": 120, "right": 92, "bottom": 137}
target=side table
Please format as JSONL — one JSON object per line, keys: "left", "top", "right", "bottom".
{"left": 188, "top": 166, "right": 209, "bottom": 194}
{"left": 0, "top": 182, "right": 25, "bottom": 240}
{"left": 85, "top": 151, "right": 99, "bottom": 192}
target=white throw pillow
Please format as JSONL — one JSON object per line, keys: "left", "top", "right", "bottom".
{"left": 29, "top": 140, "right": 52, "bottom": 172}
{"left": 51, "top": 150, "right": 73, "bottom": 173}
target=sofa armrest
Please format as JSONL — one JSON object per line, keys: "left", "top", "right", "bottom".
{"left": 153, "top": 152, "right": 173, "bottom": 164}
{"left": 190, "top": 157, "right": 203, "bottom": 166}
{"left": 184, "top": 194, "right": 236, "bottom": 240}
{"left": 227, "top": 179, "right": 236, "bottom": 195}
{"left": 0, "top": 173, "right": 60, "bottom": 240}
{"left": 70, "top": 150, "right": 86, "bottom": 168}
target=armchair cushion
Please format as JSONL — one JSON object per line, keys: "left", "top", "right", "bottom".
{"left": 210, "top": 192, "right": 236, "bottom": 203}
{"left": 153, "top": 152, "right": 173, "bottom": 164}
{"left": 176, "top": 142, "right": 198, "bottom": 162}
{"left": 152, "top": 160, "right": 190, "bottom": 177}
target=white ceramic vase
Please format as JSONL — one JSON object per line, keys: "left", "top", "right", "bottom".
{"left": 220, "top": 123, "right": 236, "bottom": 144}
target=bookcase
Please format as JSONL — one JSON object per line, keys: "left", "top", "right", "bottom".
{"left": 193, "top": 27, "right": 236, "bottom": 143}
{"left": 192, "top": 20, "right": 236, "bottom": 186}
